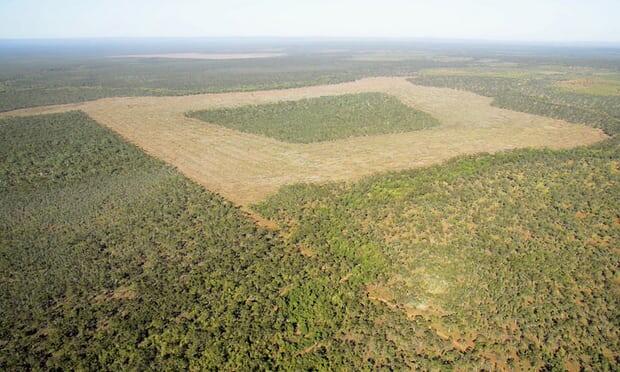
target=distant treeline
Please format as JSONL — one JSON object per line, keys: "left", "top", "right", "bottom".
{"left": 0, "top": 55, "right": 456, "bottom": 112}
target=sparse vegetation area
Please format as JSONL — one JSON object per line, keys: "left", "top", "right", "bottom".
{"left": 188, "top": 93, "right": 439, "bottom": 143}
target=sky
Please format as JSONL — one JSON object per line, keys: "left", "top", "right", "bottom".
{"left": 0, "top": 0, "right": 619, "bottom": 43}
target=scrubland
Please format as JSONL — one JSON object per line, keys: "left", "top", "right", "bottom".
{"left": 1, "top": 47, "right": 619, "bottom": 369}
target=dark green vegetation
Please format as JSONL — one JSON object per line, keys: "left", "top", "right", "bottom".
{"left": 188, "top": 93, "right": 439, "bottom": 143}
{"left": 2, "top": 109, "right": 618, "bottom": 369}
{"left": 412, "top": 71, "right": 620, "bottom": 135}
{"left": 0, "top": 112, "right": 291, "bottom": 369}
{"left": 1, "top": 43, "right": 620, "bottom": 369}
{"left": 255, "top": 137, "right": 620, "bottom": 369}
{"left": 0, "top": 53, "right": 455, "bottom": 113}
{"left": 0, "top": 56, "right": 349, "bottom": 112}
{"left": 5, "top": 39, "right": 619, "bottom": 114}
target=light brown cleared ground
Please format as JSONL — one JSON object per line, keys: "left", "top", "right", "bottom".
{"left": 111, "top": 52, "right": 286, "bottom": 60}
{"left": 1, "top": 77, "right": 607, "bottom": 207}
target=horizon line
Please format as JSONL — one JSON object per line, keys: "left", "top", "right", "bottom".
{"left": 0, "top": 35, "right": 619, "bottom": 47}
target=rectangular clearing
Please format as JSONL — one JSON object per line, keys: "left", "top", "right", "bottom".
{"left": 1, "top": 77, "right": 607, "bottom": 207}
{"left": 188, "top": 92, "right": 439, "bottom": 143}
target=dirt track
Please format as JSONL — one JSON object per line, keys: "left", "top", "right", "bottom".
{"left": 2, "top": 77, "right": 607, "bottom": 206}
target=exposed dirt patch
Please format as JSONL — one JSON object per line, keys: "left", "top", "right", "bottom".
{"left": 93, "top": 285, "right": 137, "bottom": 303}
{"left": 1, "top": 77, "right": 607, "bottom": 207}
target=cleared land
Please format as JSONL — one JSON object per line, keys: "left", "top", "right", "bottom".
{"left": 1, "top": 77, "right": 607, "bottom": 206}
{"left": 188, "top": 92, "right": 439, "bottom": 143}
{"left": 556, "top": 78, "right": 620, "bottom": 96}
{"left": 112, "top": 52, "right": 287, "bottom": 60}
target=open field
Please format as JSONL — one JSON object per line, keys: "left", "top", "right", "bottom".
{"left": 2, "top": 77, "right": 606, "bottom": 206}
{"left": 556, "top": 77, "right": 620, "bottom": 96}
{"left": 348, "top": 51, "right": 433, "bottom": 61}
{"left": 419, "top": 67, "right": 565, "bottom": 79}
{"left": 112, "top": 52, "right": 287, "bottom": 60}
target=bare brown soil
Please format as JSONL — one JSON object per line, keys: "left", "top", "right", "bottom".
{"left": 1, "top": 77, "right": 607, "bottom": 207}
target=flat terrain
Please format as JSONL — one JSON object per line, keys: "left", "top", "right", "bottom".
{"left": 0, "top": 112, "right": 301, "bottom": 369}
{"left": 256, "top": 138, "right": 619, "bottom": 370}
{"left": 189, "top": 92, "right": 439, "bottom": 143}
{"left": 1, "top": 43, "right": 618, "bottom": 370}
{"left": 112, "top": 52, "right": 286, "bottom": 60}
{"left": 1, "top": 77, "right": 607, "bottom": 206}
{"left": 4, "top": 109, "right": 616, "bottom": 371}
{"left": 556, "top": 78, "right": 620, "bottom": 96}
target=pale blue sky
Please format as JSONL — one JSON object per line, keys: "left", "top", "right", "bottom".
{"left": 0, "top": 0, "right": 618, "bottom": 42}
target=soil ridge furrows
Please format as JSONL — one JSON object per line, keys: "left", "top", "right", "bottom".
{"left": 0, "top": 77, "right": 607, "bottom": 206}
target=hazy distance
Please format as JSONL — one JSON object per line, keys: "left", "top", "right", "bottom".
{"left": 0, "top": 0, "right": 619, "bottom": 44}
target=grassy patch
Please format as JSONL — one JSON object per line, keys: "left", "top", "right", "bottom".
{"left": 556, "top": 78, "right": 620, "bottom": 96}
{"left": 419, "top": 67, "right": 564, "bottom": 79}
{"left": 187, "top": 93, "right": 439, "bottom": 143}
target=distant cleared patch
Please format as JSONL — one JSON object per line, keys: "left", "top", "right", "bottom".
{"left": 348, "top": 52, "right": 474, "bottom": 62}
{"left": 420, "top": 67, "right": 565, "bottom": 79}
{"left": 188, "top": 92, "right": 439, "bottom": 143}
{"left": 111, "top": 52, "right": 287, "bottom": 60}
{"left": 556, "top": 78, "right": 620, "bottom": 96}
{"left": 349, "top": 52, "right": 431, "bottom": 61}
